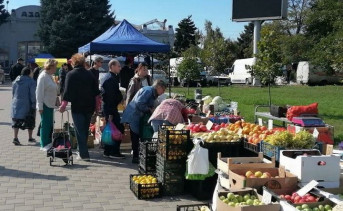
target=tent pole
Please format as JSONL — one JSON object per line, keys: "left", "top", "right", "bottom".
{"left": 151, "top": 54, "right": 154, "bottom": 80}
{"left": 168, "top": 54, "right": 171, "bottom": 97}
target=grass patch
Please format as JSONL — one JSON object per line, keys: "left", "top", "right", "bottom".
{"left": 171, "top": 85, "right": 343, "bottom": 143}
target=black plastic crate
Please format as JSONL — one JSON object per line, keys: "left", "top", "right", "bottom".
{"left": 176, "top": 203, "right": 211, "bottom": 211}
{"left": 157, "top": 143, "right": 188, "bottom": 161}
{"left": 185, "top": 175, "right": 217, "bottom": 200}
{"left": 243, "top": 139, "right": 261, "bottom": 153}
{"left": 158, "top": 126, "right": 191, "bottom": 146}
{"left": 162, "top": 181, "right": 185, "bottom": 196}
{"left": 156, "top": 167, "right": 184, "bottom": 184}
{"left": 129, "top": 174, "right": 162, "bottom": 200}
{"left": 140, "top": 138, "right": 158, "bottom": 157}
{"left": 156, "top": 153, "right": 186, "bottom": 171}
{"left": 139, "top": 155, "right": 156, "bottom": 174}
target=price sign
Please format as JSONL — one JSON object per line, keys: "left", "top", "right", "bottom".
{"left": 313, "top": 128, "right": 319, "bottom": 139}
{"left": 175, "top": 124, "right": 185, "bottom": 130}
{"left": 258, "top": 118, "right": 263, "bottom": 126}
{"left": 237, "top": 128, "right": 243, "bottom": 135}
{"left": 297, "top": 180, "right": 319, "bottom": 197}
{"left": 295, "top": 126, "right": 301, "bottom": 133}
{"left": 268, "top": 120, "right": 273, "bottom": 130}
{"left": 262, "top": 189, "right": 272, "bottom": 204}
{"left": 206, "top": 121, "right": 214, "bottom": 131}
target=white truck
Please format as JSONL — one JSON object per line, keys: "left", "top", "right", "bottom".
{"left": 296, "top": 61, "right": 343, "bottom": 85}
{"left": 229, "top": 58, "right": 256, "bottom": 84}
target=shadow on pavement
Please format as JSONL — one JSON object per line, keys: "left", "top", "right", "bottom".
{"left": 0, "top": 165, "right": 68, "bottom": 181}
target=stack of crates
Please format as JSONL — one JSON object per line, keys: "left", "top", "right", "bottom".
{"left": 156, "top": 126, "right": 191, "bottom": 196}
{"left": 139, "top": 138, "right": 158, "bottom": 174}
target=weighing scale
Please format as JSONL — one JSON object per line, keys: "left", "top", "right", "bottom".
{"left": 291, "top": 117, "right": 326, "bottom": 127}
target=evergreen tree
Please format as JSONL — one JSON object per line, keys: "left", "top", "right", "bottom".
{"left": 38, "top": 0, "right": 114, "bottom": 58}
{"left": 0, "top": 0, "right": 9, "bottom": 26}
{"left": 174, "top": 15, "right": 197, "bottom": 53}
{"left": 236, "top": 22, "right": 254, "bottom": 58}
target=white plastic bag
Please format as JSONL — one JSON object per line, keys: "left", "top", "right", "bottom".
{"left": 187, "top": 138, "right": 209, "bottom": 175}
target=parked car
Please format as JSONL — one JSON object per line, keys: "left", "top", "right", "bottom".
{"left": 206, "top": 73, "right": 231, "bottom": 86}
{"left": 148, "top": 69, "right": 169, "bottom": 84}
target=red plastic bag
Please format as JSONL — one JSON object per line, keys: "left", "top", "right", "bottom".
{"left": 286, "top": 103, "right": 318, "bottom": 121}
{"left": 110, "top": 122, "right": 123, "bottom": 142}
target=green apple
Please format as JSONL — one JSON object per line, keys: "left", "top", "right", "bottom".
{"left": 253, "top": 201, "right": 260, "bottom": 206}
{"left": 318, "top": 205, "right": 324, "bottom": 211}
{"left": 313, "top": 208, "right": 319, "bottom": 211}
{"left": 302, "top": 204, "right": 309, "bottom": 209}
{"left": 239, "top": 202, "right": 247, "bottom": 206}
{"left": 219, "top": 196, "right": 225, "bottom": 201}
{"left": 303, "top": 208, "right": 311, "bottom": 211}
{"left": 259, "top": 202, "right": 265, "bottom": 205}
{"left": 253, "top": 199, "right": 260, "bottom": 203}
{"left": 223, "top": 199, "right": 229, "bottom": 204}
{"left": 296, "top": 206, "right": 303, "bottom": 210}
{"left": 254, "top": 171, "right": 263, "bottom": 177}
{"left": 324, "top": 205, "right": 332, "bottom": 211}
{"left": 243, "top": 194, "right": 251, "bottom": 202}
{"left": 246, "top": 199, "right": 253, "bottom": 205}
{"left": 236, "top": 195, "right": 243, "bottom": 202}
{"left": 227, "top": 193, "right": 235, "bottom": 200}
{"left": 228, "top": 202, "right": 235, "bottom": 207}
{"left": 250, "top": 195, "right": 257, "bottom": 200}
{"left": 231, "top": 198, "right": 238, "bottom": 203}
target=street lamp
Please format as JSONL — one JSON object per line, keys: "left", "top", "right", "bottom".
{"left": 6, "top": 1, "right": 9, "bottom": 11}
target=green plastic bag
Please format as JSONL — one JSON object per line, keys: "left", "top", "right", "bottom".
{"left": 101, "top": 122, "right": 114, "bottom": 146}
{"left": 139, "top": 114, "right": 154, "bottom": 139}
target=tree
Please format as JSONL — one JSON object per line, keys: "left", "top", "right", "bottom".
{"left": 38, "top": 0, "right": 114, "bottom": 58}
{"left": 0, "top": 0, "right": 9, "bottom": 26}
{"left": 236, "top": 22, "right": 254, "bottom": 58}
{"left": 174, "top": 16, "right": 197, "bottom": 53}
{"left": 254, "top": 29, "right": 283, "bottom": 85}
{"left": 177, "top": 57, "right": 201, "bottom": 93}
{"left": 201, "top": 21, "right": 236, "bottom": 74}
{"left": 305, "top": 0, "right": 343, "bottom": 72}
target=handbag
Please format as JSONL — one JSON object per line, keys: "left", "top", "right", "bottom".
{"left": 110, "top": 122, "right": 123, "bottom": 141}
{"left": 101, "top": 122, "right": 114, "bottom": 146}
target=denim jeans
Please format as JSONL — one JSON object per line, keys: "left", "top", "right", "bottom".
{"left": 72, "top": 112, "right": 93, "bottom": 159}
{"left": 150, "top": 120, "right": 172, "bottom": 133}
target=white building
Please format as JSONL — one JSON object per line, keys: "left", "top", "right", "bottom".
{"left": 0, "top": 5, "right": 42, "bottom": 70}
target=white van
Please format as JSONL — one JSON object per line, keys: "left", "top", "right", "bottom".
{"left": 296, "top": 61, "right": 342, "bottom": 85}
{"left": 229, "top": 58, "right": 256, "bottom": 84}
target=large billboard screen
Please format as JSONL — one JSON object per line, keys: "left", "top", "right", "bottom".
{"left": 232, "top": 0, "right": 288, "bottom": 22}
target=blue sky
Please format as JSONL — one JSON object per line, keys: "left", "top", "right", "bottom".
{"left": 9, "top": 0, "right": 246, "bottom": 40}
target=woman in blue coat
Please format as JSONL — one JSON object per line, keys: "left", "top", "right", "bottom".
{"left": 11, "top": 67, "right": 37, "bottom": 145}
{"left": 121, "top": 80, "right": 166, "bottom": 163}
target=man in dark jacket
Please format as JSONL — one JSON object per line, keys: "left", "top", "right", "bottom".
{"left": 101, "top": 59, "right": 125, "bottom": 159}
{"left": 89, "top": 56, "right": 103, "bottom": 89}
{"left": 119, "top": 59, "right": 134, "bottom": 90}
{"left": 10, "top": 58, "right": 24, "bottom": 81}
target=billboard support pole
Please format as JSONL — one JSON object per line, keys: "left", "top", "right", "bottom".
{"left": 253, "top": 20, "right": 261, "bottom": 55}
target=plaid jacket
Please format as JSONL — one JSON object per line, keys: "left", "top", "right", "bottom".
{"left": 149, "top": 99, "right": 185, "bottom": 125}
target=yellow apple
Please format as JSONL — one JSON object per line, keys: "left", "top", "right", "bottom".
{"left": 254, "top": 171, "right": 263, "bottom": 178}
{"left": 245, "top": 171, "right": 254, "bottom": 177}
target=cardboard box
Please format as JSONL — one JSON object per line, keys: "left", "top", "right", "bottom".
{"left": 189, "top": 115, "right": 209, "bottom": 124}
{"left": 228, "top": 167, "right": 298, "bottom": 195}
{"left": 122, "top": 124, "right": 131, "bottom": 143}
{"left": 322, "top": 144, "right": 333, "bottom": 155}
{"left": 217, "top": 189, "right": 281, "bottom": 211}
{"left": 218, "top": 152, "right": 275, "bottom": 175}
{"left": 279, "top": 150, "right": 340, "bottom": 188}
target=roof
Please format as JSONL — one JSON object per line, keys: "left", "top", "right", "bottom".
{"left": 78, "top": 19, "right": 170, "bottom": 54}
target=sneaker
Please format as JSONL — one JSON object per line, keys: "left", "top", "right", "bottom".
{"left": 110, "top": 154, "right": 125, "bottom": 159}
{"left": 76, "top": 155, "right": 91, "bottom": 162}
{"left": 42, "top": 143, "right": 52, "bottom": 152}
{"left": 103, "top": 153, "right": 110, "bottom": 158}
{"left": 28, "top": 138, "right": 36, "bottom": 143}
{"left": 132, "top": 157, "right": 139, "bottom": 164}
{"left": 12, "top": 138, "right": 21, "bottom": 146}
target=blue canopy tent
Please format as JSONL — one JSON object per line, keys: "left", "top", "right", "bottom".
{"left": 78, "top": 19, "right": 170, "bottom": 54}
{"left": 78, "top": 19, "right": 171, "bottom": 95}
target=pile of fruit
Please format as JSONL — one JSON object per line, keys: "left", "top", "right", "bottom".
{"left": 219, "top": 192, "right": 265, "bottom": 207}
{"left": 131, "top": 175, "right": 160, "bottom": 198}
{"left": 280, "top": 192, "right": 319, "bottom": 204}
{"left": 244, "top": 170, "right": 275, "bottom": 178}
{"left": 195, "top": 128, "right": 240, "bottom": 143}
{"left": 265, "top": 130, "right": 315, "bottom": 149}
{"left": 168, "top": 134, "right": 189, "bottom": 144}
{"left": 187, "top": 122, "right": 208, "bottom": 133}
{"left": 294, "top": 204, "right": 333, "bottom": 211}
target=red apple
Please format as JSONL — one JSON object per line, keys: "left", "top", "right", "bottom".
{"left": 200, "top": 125, "right": 207, "bottom": 132}
{"left": 214, "top": 125, "right": 221, "bottom": 131}
{"left": 299, "top": 199, "right": 306, "bottom": 203}
{"left": 193, "top": 125, "right": 200, "bottom": 132}
{"left": 220, "top": 123, "right": 226, "bottom": 128}
{"left": 284, "top": 195, "right": 291, "bottom": 201}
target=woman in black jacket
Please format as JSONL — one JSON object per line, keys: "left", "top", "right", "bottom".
{"left": 101, "top": 59, "right": 125, "bottom": 158}
{"left": 59, "top": 53, "right": 100, "bottom": 161}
